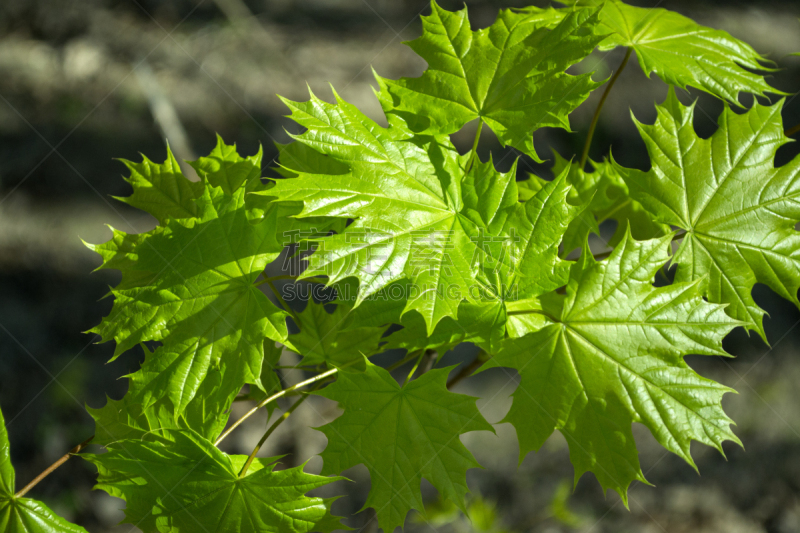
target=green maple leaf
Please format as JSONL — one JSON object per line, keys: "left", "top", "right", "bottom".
{"left": 262, "top": 88, "right": 480, "bottom": 333}
{"left": 335, "top": 279, "right": 409, "bottom": 329}
{"left": 89, "top": 147, "right": 289, "bottom": 416}
{"left": 0, "top": 407, "right": 87, "bottom": 532}
{"left": 475, "top": 165, "right": 580, "bottom": 339}
{"left": 460, "top": 156, "right": 519, "bottom": 237}
{"left": 496, "top": 167, "right": 580, "bottom": 294}
{"left": 384, "top": 301, "right": 506, "bottom": 354}
{"left": 382, "top": 158, "right": 582, "bottom": 351}
{"left": 245, "top": 141, "right": 347, "bottom": 239}
{"left": 464, "top": 158, "right": 578, "bottom": 297}
{"left": 87, "top": 429, "right": 344, "bottom": 533}
{"left": 387, "top": 161, "right": 583, "bottom": 350}
{"left": 285, "top": 300, "right": 388, "bottom": 370}
{"left": 115, "top": 147, "right": 203, "bottom": 224}
{"left": 316, "top": 361, "right": 493, "bottom": 532}
{"left": 534, "top": 152, "right": 668, "bottom": 256}
{"left": 523, "top": 0, "right": 780, "bottom": 103}
{"left": 88, "top": 344, "right": 240, "bottom": 447}
{"left": 483, "top": 230, "right": 740, "bottom": 502}
{"left": 327, "top": 155, "right": 519, "bottom": 350}
{"left": 380, "top": 1, "right": 604, "bottom": 160}
{"left": 189, "top": 134, "right": 262, "bottom": 195}
{"left": 615, "top": 89, "right": 800, "bottom": 338}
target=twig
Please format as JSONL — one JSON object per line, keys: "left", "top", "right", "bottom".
{"left": 387, "top": 349, "right": 425, "bottom": 372}
{"left": 447, "top": 351, "right": 489, "bottom": 390}
{"left": 417, "top": 349, "right": 438, "bottom": 376}
{"left": 238, "top": 394, "right": 309, "bottom": 478}
{"left": 215, "top": 366, "right": 341, "bottom": 446}
{"left": 15, "top": 435, "right": 94, "bottom": 498}
{"left": 579, "top": 47, "right": 632, "bottom": 170}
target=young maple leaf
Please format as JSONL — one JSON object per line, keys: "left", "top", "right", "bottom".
{"left": 522, "top": 0, "right": 781, "bottom": 103}
{"left": 0, "top": 407, "right": 88, "bottom": 533}
{"left": 114, "top": 147, "right": 203, "bottom": 224}
{"left": 88, "top": 344, "right": 237, "bottom": 447}
{"left": 522, "top": 152, "right": 668, "bottom": 256}
{"left": 484, "top": 230, "right": 740, "bottom": 502}
{"left": 358, "top": 157, "right": 582, "bottom": 354}
{"left": 89, "top": 141, "right": 293, "bottom": 418}
{"left": 616, "top": 89, "right": 800, "bottom": 339}
{"left": 86, "top": 429, "right": 344, "bottom": 533}
{"left": 261, "top": 88, "right": 479, "bottom": 333}
{"left": 316, "top": 361, "right": 493, "bottom": 532}
{"left": 189, "top": 134, "right": 263, "bottom": 194}
{"left": 284, "top": 300, "right": 388, "bottom": 370}
{"left": 468, "top": 162, "right": 582, "bottom": 340}
{"left": 378, "top": 1, "right": 605, "bottom": 161}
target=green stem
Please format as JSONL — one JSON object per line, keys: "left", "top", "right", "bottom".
{"left": 579, "top": 47, "right": 632, "bottom": 170}
{"left": 387, "top": 349, "right": 425, "bottom": 372}
{"left": 447, "top": 351, "right": 489, "bottom": 390}
{"left": 265, "top": 279, "right": 300, "bottom": 324}
{"left": 215, "top": 365, "right": 345, "bottom": 446}
{"left": 465, "top": 120, "right": 484, "bottom": 172}
{"left": 416, "top": 349, "right": 438, "bottom": 377}
{"left": 238, "top": 394, "right": 309, "bottom": 478}
{"left": 403, "top": 351, "right": 426, "bottom": 385}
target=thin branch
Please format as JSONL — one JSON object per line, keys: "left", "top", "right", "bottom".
{"left": 387, "top": 349, "right": 425, "bottom": 372}
{"left": 447, "top": 351, "right": 489, "bottom": 390}
{"left": 786, "top": 122, "right": 800, "bottom": 137}
{"left": 579, "top": 47, "right": 633, "bottom": 170}
{"left": 417, "top": 349, "right": 438, "bottom": 377}
{"left": 238, "top": 393, "right": 310, "bottom": 478}
{"left": 15, "top": 435, "right": 94, "bottom": 498}
{"left": 215, "top": 366, "right": 340, "bottom": 446}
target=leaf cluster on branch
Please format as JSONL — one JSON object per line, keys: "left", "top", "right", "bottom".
{"left": 6, "top": 1, "right": 800, "bottom": 531}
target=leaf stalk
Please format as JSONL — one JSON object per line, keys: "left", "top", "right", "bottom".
{"left": 466, "top": 120, "right": 484, "bottom": 172}
{"left": 215, "top": 365, "right": 342, "bottom": 446}
{"left": 579, "top": 47, "right": 633, "bottom": 170}
{"left": 403, "top": 351, "right": 426, "bottom": 385}
{"left": 238, "top": 394, "right": 309, "bottom": 478}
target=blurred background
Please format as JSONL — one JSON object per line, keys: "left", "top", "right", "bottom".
{"left": 2, "top": 0, "right": 800, "bottom": 531}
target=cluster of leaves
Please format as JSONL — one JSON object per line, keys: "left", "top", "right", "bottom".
{"left": 5, "top": 1, "right": 800, "bottom": 532}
